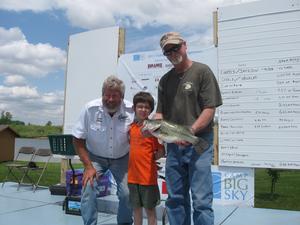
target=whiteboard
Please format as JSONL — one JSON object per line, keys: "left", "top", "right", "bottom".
{"left": 118, "top": 46, "right": 218, "bottom": 111}
{"left": 218, "top": 0, "right": 300, "bottom": 169}
{"left": 63, "top": 27, "right": 121, "bottom": 134}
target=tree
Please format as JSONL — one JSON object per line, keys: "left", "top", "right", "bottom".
{"left": 11, "top": 120, "right": 25, "bottom": 125}
{"left": 0, "top": 110, "right": 13, "bottom": 124}
{"left": 46, "top": 121, "right": 52, "bottom": 126}
{"left": 267, "top": 169, "right": 280, "bottom": 199}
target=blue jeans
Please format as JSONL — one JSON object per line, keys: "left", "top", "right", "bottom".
{"left": 81, "top": 153, "right": 133, "bottom": 225}
{"left": 165, "top": 132, "right": 214, "bottom": 225}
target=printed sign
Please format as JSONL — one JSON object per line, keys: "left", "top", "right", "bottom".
{"left": 158, "top": 165, "right": 254, "bottom": 207}
{"left": 212, "top": 166, "right": 254, "bottom": 206}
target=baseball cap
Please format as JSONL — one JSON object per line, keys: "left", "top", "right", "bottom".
{"left": 160, "top": 32, "right": 185, "bottom": 49}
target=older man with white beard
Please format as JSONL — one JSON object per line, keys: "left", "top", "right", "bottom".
{"left": 73, "top": 75, "right": 134, "bottom": 225}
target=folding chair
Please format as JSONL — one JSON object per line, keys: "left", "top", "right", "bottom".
{"left": 17, "top": 148, "right": 52, "bottom": 191}
{"left": 2, "top": 146, "right": 36, "bottom": 188}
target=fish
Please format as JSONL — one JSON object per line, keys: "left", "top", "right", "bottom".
{"left": 142, "top": 119, "right": 209, "bottom": 154}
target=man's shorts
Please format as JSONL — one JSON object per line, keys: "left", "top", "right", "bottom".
{"left": 128, "top": 183, "right": 160, "bottom": 209}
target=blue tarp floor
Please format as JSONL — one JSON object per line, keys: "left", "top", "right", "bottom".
{"left": 0, "top": 182, "right": 299, "bottom": 225}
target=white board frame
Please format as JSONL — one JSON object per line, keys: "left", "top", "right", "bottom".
{"left": 63, "top": 26, "right": 122, "bottom": 134}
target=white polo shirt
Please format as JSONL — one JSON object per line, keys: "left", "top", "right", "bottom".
{"left": 72, "top": 98, "right": 134, "bottom": 159}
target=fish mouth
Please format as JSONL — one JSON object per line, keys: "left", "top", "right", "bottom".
{"left": 143, "top": 120, "right": 160, "bottom": 130}
{"left": 142, "top": 126, "right": 160, "bottom": 133}
{"left": 152, "top": 126, "right": 160, "bottom": 132}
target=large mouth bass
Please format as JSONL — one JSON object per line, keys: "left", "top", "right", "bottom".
{"left": 142, "top": 119, "right": 209, "bottom": 154}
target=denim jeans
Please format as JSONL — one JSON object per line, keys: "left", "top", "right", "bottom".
{"left": 165, "top": 132, "right": 214, "bottom": 225}
{"left": 81, "top": 153, "right": 133, "bottom": 225}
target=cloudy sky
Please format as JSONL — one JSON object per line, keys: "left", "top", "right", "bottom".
{"left": 0, "top": 0, "right": 255, "bottom": 125}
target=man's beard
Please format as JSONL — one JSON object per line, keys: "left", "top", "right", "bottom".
{"left": 170, "top": 55, "right": 183, "bottom": 65}
{"left": 103, "top": 101, "right": 121, "bottom": 113}
{"left": 106, "top": 105, "right": 120, "bottom": 113}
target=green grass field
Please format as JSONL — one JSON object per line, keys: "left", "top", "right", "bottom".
{"left": 0, "top": 162, "right": 299, "bottom": 211}
{"left": 255, "top": 169, "right": 300, "bottom": 210}
{"left": 10, "top": 124, "right": 62, "bottom": 138}
{"left": 0, "top": 162, "right": 83, "bottom": 187}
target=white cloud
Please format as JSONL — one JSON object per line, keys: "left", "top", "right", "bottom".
{"left": 0, "top": 0, "right": 56, "bottom": 12}
{"left": 3, "top": 75, "right": 27, "bottom": 86}
{"left": 0, "top": 1, "right": 258, "bottom": 52}
{"left": 0, "top": 85, "right": 39, "bottom": 98}
{"left": 56, "top": 0, "right": 218, "bottom": 30}
{"left": 41, "top": 92, "right": 63, "bottom": 104}
{"left": 60, "top": 0, "right": 257, "bottom": 31}
{"left": 0, "top": 27, "right": 66, "bottom": 78}
{"left": 188, "top": 27, "right": 215, "bottom": 47}
{"left": 0, "top": 103, "right": 8, "bottom": 109}
{"left": 126, "top": 33, "right": 163, "bottom": 52}
{"left": 0, "top": 86, "right": 64, "bottom": 124}
{"left": 0, "top": 26, "right": 66, "bottom": 125}
{"left": 0, "top": 1, "right": 258, "bottom": 30}
{"left": 0, "top": 27, "right": 25, "bottom": 45}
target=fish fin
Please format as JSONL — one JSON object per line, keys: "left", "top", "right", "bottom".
{"left": 158, "top": 138, "right": 164, "bottom": 144}
{"left": 141, "top": 129, "right": 153, "bottom": 137}
{"left": 193, "top": 137, "right": 209, "bottom": 154}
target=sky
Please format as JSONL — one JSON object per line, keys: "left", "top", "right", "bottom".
{"left": 0, "top": 0, "right": 256, "bottom": 125}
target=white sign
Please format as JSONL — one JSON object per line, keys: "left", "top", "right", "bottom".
{"left": 117, "top": 46, "right": 218, "bottom": 107}
{"left": 63, "top": 27, "right": 122, "bottom": 134}
{"left": 212, "top": 165, "right": 254, "bottom": 206}
{"left": 218, "top": 0, "right": 300, "bottom": 169}
{"left": 157, "top": 165, "right": 254, "bottom": 207}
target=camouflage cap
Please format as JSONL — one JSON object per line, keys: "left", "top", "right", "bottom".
{"left": 160, "top": 32, "right": 184, "bottom": 49}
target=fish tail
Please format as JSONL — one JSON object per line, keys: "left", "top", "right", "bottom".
{"left": 190, "top": 136, "right": 200, "bottom": 145}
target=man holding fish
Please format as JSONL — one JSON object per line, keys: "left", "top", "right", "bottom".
{"left": 154, "top": 32, "right": 222, "bottom": 225}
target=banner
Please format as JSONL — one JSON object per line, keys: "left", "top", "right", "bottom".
{"left": 158, "top": 164, "right": 254, "bottom": 207}
{"left": 212, "top": 165, "right": 254, "bottom": 206}
{"left": 117, "top": 46, "right": 218, "bottom": 106}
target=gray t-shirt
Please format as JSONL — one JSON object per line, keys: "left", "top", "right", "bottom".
{"left": 156, "top": 61, "right": 222, "bottom": 134}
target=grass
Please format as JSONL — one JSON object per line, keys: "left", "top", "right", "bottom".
{"left": 10, "top": 124, "right": 62, "bottom": 138}
{"left": 0, "top": 162, "right": 83, "bottom": 187}
{"left": 0, "top": 162, "right": 299, "bottom": 211}
{"left": 254, "top": 169, "right": 300, "bottom": 211}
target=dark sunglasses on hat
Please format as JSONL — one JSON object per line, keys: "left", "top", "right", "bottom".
{"left": 163, "top": 44, "right": 182, "bottom": 56}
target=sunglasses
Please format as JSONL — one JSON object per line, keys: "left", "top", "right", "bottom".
{"left": 163, "top": 44, "right": 182, "bottom": 56}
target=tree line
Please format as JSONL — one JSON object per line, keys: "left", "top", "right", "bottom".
{"left": 0, "top": 111, "right": 62, "bottom": 137}
{"left": 0, "top": 111, "right": 53, "bottom": 126}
